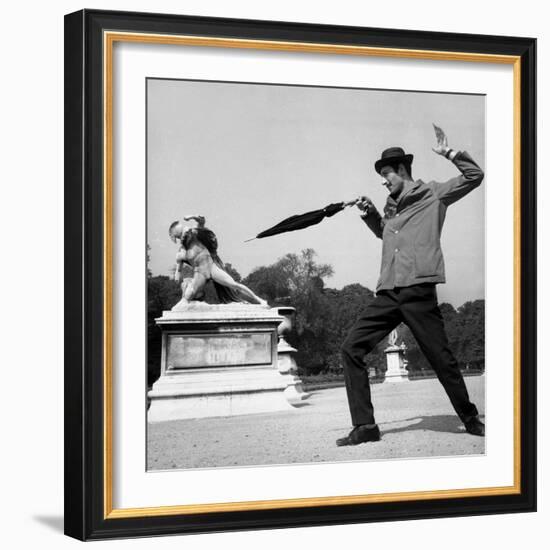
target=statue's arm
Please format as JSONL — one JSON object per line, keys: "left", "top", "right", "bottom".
{"left": 183, "top": 215, "right": 205, "bottom": 228}
{"left": 174, "top": 248, "right": 186, "bottom": 282}
{"left": 174, "top": 261, "right": 182, "bottom": 283}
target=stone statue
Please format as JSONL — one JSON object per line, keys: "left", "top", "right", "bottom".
{"left": 169, "top": 215, "right": 267, "bottom": 307}
{"left": 384, "top": 328, "right": 408, "bottom": 383}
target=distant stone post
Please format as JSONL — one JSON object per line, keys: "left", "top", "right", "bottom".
{"left": 384, "top": 329, "right": 409, "bottom": 383}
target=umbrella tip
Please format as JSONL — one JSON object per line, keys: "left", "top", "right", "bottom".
{"left": 244, "top": 237, "right": 256, "bottom": 243}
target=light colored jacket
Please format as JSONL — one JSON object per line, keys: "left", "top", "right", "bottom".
{"left": 362, "top": 151, "right": 484, "bottom": 292}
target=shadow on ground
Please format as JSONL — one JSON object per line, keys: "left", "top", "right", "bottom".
{"left": 382, "top": 414, "right": 485, "bottom": 436}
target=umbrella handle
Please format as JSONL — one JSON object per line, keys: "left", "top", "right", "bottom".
{"left": 344, "top": 198, "right": 360, "bottom": 207}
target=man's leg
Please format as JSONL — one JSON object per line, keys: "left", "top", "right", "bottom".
{"left": 341, "top": 291, "right": 402, "bottom": 427}
{"left": 400, "top": 285, "right": 479, "bottom": 424}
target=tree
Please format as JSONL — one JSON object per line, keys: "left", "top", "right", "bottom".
{"left": 146, "top": 244, "right": 152, "bottom": 279}
{"left": 147, "top": 275, "right": 180, "bottom": 386}
{"left": 244, "top": 249, "right": 334, "bottom": 373}
{"left": 454, "top": 300, "right": 485, "bottom": 369}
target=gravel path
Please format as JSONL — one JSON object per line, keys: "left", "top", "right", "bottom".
{"left": 147, "top": 376, "right": 485, "bottom": 471}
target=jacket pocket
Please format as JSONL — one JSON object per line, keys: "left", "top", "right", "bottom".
{"left": 414, "top": 244, "right": 442, "bottom": 278}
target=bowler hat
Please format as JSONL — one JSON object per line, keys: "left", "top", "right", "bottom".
{"left": 374, "top": 147, "right": 414, "bottom": 174}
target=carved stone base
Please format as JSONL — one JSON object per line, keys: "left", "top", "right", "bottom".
{"left": 148, "top": 303, "right": 294, "bottom": 421}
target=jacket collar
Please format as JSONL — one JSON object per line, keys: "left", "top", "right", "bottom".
{"left": 387, "top": 178, "right": 423, "bottom": 205}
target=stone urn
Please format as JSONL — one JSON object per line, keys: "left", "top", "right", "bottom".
{"left": 272, "top": 306, "right": 310, "bottom": 405}
{"left": 276, "top": 306, "right": 296, "bottom": 351}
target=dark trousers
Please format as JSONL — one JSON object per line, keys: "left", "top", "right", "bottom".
{"left": 341, "top": 284, "right": 479, "bottom": 426}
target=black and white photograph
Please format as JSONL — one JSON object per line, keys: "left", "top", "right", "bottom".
{"left": 1, "top": 0, "right": 545, "bottom": 545}
{"left": 145, "top": 78, "right": 486, "bottom": 471}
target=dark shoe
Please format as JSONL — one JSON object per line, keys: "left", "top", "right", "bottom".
{"left": 336, "top": 424, "right": 381, "bottom": 446}
{"left": 464, "top": 416, "right": 485, "bottom": 436}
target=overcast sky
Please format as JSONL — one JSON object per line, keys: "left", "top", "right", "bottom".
{"left": 147, "top": 79, "right": 485, "bottom": 308}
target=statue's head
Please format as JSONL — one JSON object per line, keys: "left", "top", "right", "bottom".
{"left": 169, "top": 221, "right": 183, "bottom": 243}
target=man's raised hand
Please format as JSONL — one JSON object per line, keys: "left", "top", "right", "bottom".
{"left": 432, "top": 123, "right": 450, "bottom": 156}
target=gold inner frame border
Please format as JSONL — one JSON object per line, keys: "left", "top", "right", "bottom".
{"left": 102, "top": 30, "right": 522, "bottom": 519}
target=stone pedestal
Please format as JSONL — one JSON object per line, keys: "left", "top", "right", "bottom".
{"left": 148, "top": 303, "right": 293, "bottom": 422}
{"left": 384, "top": 344, "right": 409, "bottom": 383}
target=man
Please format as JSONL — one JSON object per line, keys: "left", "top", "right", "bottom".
{"left": 169, "top": 215, "right": 267, "bottom": 307}
{"left": 337, "top": 124, "right": 485, "bottom": 447}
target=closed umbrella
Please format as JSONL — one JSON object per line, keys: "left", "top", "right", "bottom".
{"left": 246, "top": 200, "right": 358, "bottom": 241}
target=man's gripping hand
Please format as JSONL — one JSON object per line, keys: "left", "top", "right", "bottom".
{"left": 356, "top": 196, "right": 374, "bottom": 216}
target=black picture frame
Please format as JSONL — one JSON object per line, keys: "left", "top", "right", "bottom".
{"left": 64, "top": 9, "right": 536, "bottom": 541}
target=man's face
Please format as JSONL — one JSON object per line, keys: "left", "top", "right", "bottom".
{"left": 380, "top": 165, "right": 405, "bottom": 197}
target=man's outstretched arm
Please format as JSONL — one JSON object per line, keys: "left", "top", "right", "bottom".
{"left": 431, "top": 124, "right": 485, "bottom": 206}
